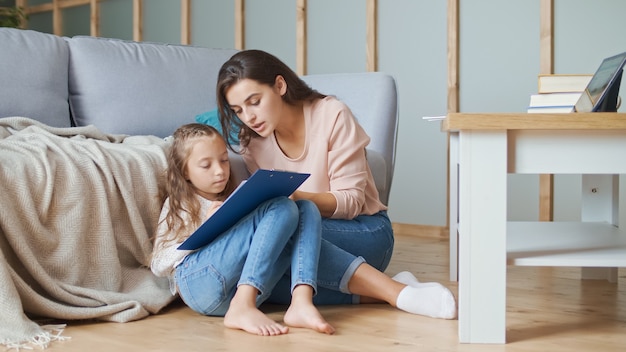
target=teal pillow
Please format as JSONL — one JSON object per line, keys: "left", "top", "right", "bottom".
{"left": 195, "top": 108, "right": 239, "bottom": 144}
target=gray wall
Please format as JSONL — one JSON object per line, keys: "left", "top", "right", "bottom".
{"left": 26, "top": 0, "right": 626, "bottom": 226}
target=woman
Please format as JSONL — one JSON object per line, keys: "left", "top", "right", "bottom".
{"left": 216, "top": 50, "right": 456, "bottom": 319}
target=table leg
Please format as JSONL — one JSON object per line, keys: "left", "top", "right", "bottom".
{"left": 580, "top": 174, "right": 619, "bottom": 282}
{"left": 449, "top": 133, "right": 459, "bottom": 281}
{"left": 458, "top": 130, "right": 507, "bottom": 343}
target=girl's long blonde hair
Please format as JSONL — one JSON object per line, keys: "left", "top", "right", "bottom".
{"left": 162, "top": 123, "right": 237, "bottom": 243}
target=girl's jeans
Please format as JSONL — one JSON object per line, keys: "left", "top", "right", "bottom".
{"left": 268, "top": 211, "right": 394, "bottom": 305}
{"left": 175, "top": 197, "right": 322, "bottom": 316}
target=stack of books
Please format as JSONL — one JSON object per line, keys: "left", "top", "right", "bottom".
{"left": 527, "top": 74, "right": 592, "bottom": 113}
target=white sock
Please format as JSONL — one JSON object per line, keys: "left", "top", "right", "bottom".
{"left": 392, "top": 271, "right": 440, "bottom": 288}
{"left": 395, "top": 285, "right": 457, "bottom": 319}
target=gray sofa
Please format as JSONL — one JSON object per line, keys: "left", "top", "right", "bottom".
{"left": 0, "top": 27, "right": 398, "bottom": 204}
{"left": 1, "top": 28, "right": 400, "bottom": 347}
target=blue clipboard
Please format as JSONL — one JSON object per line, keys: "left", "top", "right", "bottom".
{"left": 177, "top": 169, "right": 310, "bottom": 250}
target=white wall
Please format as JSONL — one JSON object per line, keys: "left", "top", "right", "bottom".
{"left": 30, "top": 0, "right": 626, "bottom": 226}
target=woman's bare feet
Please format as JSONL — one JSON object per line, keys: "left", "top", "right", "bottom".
{"left": 283, "top": 285, "right": 335, "bottom": 335}
{"left": 224, "top": 285, "right": 289, "bottom": 336}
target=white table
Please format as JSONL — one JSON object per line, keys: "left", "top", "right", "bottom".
{"left": 444, "top": 112, "right": 626, "bottom": 343}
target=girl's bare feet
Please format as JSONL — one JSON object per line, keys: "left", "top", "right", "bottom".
{"left": 283, "top": 285, "right": 335, "bottom": 335}
{"left": 224, "top": 285, "right": 289, "bottom": 336}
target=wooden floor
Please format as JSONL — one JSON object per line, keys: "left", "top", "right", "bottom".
{"left": 42, "top": 228, "right": 626, "bottom": 351}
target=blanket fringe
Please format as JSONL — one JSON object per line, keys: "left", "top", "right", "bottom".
{"left": 3, "top": 325, "right": 70, "bottom": 351}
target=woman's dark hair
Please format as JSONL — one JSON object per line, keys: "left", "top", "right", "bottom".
{"left": 216, "top": 49, "right": 326, "bottom": 151}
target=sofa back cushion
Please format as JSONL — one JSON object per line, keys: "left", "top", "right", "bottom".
{"left": 0, "top": 28, "right": 71, "bottom": 127}
{"left": 67, "top": 36, "right": 237, "bottom": 137}
{"left": 302, "top": 73, "right": 398, "bottom": 205}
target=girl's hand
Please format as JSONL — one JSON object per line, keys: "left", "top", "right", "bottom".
{"left": 205, "top": 201, "right": 223, "bottom": 220}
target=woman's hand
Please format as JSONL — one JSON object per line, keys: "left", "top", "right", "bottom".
{"left": 205, "top": 201, "right": 223, "bottom": 220}
{"left": 291, "top": 190, "right": 337, "bottom": 218}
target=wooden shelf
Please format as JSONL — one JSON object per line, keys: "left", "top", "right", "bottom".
{"left": 507, "top": 221, "right": 626, "bottom": 267}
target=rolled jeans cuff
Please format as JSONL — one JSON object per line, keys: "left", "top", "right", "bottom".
{"left": 340, "top": 256, "right": 366, "bottom": 294}
{"left": 292, "top": 279, "right": 318, "bottom": 296}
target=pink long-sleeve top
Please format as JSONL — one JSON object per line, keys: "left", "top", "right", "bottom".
{"left": 242, "top": 96, "right": 386, "bottom": 219}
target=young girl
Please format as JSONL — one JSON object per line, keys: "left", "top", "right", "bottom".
{"left": 216, "top": 50, "right": 457, "bottom": 319}
{"left": 150, "top": 123, "right": 335, "bottom": 336}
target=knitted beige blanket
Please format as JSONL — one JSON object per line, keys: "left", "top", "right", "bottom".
{"left": 0, "top": 117, "right": 175, "bottom": 349}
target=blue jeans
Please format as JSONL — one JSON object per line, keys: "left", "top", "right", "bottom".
{"left": 174, "top": 197, "right": 321, "bottom": 316}
{"left": 268, "top": 211, "right": 394, "bottom": 305}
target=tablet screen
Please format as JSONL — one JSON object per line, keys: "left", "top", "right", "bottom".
{"left": 575, "top": 51, "right": 626, "bottom": 112}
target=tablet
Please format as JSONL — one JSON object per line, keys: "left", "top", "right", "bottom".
{"left": 575, "top": 51, "right": 626, "bottom": 113}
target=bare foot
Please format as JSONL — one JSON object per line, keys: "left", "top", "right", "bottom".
{"left": 224, "top": 286, "right": 289, "bottom": 336}
{"left": 284, "top": 302, "right": 335, "bottom": 335}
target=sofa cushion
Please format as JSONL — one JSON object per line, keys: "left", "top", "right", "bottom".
{"left": 0, "top": 28, "right": 71, "bottom": 127}
{"left": 67, "top": 36, "right": 237, "bottom": 138}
